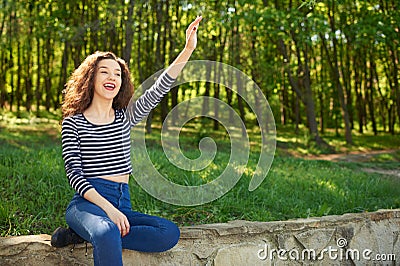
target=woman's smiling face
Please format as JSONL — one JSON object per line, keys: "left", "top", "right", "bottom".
{"left": 93, "top": 59, "right": 122, "bottom": 101}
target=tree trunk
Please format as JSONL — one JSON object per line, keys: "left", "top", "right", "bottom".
{"left": 170, "top": 1, "right": 179, "bottom": 126}
{"left": 316, "top": 46, "right": 325, "bottom": 134}
{"left": 233, "top": 18, "right": 246, "bottom": 129}
{"left": 324, "top": 40, "right": 353, "bottom": 144}
{"left": 280, "top": 68, "right": 288, "bottom": 125}
{"left": 202, "top": 64, "right": 211, "bottom": 117}
{"left": 9, "top": 13, "right": 14, "bottom": 112}
{"left": 106, "top": 2, "right": 117, "bottom": 52}
{"left": 302, "top": 39, "right": 324, "bottom": 145}
{"left": 277, "top": 38, "right": 326, "bottom": 146}
{"left": 25, "top": 5, "right": 34, "bottom": 112}
{"left": 146, "top": 1, "right": 164, "bottom": 134}
{"left": 122, "top": 0, "right": 135, "bottom": 66}
{"left": 58, "top": 41, "right": 69, "bottom": 108}
{"left": 361, "top": 54, "right": 369, "bottom": 131}
{"left": 321, "top": 2, "right": 352, "bottom": 145}
{"left": 136, "top": 3, "right": 143, "bottom": 83}
{"left": 160, "top": 0, "right": 169, "bottom": 124}
{"left": 16, "top": 37, "right": 22, "bottom": 116}
{"left": 35, "top": 37, "right": 41, "bottom": 117}
{"left": 294, "top": 93, "right": 300, "bottom": 135}
{"left": 90, "top": 0, "right": 99, "bottom": 52}
{"left": 0, "top": 52, "right": 6, "bottom": 109}
{"left": 353, "top": 55, "right": 364, "bottom": 133}
{"left": 342, "top": 41, "right": 353, "bottom": 129}
{"left": 44, "top": 37, "right": 52, "bottom": 111}
{"left": 388, "top": 44, "right": 400, "bottom": 126}
{"left": 0, "top": 5, "right": 7, "bottom": 108}
{"left": 373, "top": 57, "right": 386, "bottom": 132}
{"left": 25, "top": 48, "right": 33, "bottom": 112}
{"left": 214, "top": 25, "right": 226, "bottom": 131}
{"left": 367, "top": 52, "right": 377, "bottom": 135}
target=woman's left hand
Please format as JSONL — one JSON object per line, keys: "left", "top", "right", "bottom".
{"left": 185, "top": 16, "right": 202, "bottom": 52}
{"left": 166, "top": 16, "right": 203, "bottom": 78}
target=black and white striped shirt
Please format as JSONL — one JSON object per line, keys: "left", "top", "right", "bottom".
{"left": 61, "top": 72, "right": 175, "bottom": 196}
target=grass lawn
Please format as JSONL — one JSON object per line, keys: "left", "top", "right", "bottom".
{"left": 1, "top": 113, "right": 399, "bottom": 236}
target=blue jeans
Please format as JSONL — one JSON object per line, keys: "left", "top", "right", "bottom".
{"left": 65, "top": 178, "right": 180, "bottom": 266}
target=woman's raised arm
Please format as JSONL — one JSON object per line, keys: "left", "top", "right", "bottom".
{"left": 166, "top": 16, "right": 202, "bottom": 79}
{"left": 125, "top": 16, "right": 202, "bottom": 127}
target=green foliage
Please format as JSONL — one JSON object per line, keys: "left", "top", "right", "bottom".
{"left": 1, "top": 0, "right": 399, "bottom": 142}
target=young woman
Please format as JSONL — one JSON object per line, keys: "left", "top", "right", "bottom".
{"left": 51, "top": 16, "right": 202, "bottom": 265}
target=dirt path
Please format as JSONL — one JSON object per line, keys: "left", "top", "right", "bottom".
{"left": 361, "top": 168, "right": 400, "bottom": 178}
{"left": 304, "top": 149, "right": 400, "bottom": 178}
{"left": 304, "top": 149, "right": 398, "bottom": 162}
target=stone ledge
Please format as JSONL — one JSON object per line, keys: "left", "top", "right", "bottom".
{"left": 0, "top": 209, "right": 399, "bottom": 265}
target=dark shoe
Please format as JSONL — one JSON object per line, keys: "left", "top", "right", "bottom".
{"left": 51, "top": 227, "right": 85, "bottom": 248}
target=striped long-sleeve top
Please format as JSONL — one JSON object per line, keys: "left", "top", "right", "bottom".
{"left": 61, "top": 72, "right": 175, "bottom": 196}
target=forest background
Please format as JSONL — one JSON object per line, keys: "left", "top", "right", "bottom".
{"left": 1, "top": 0, "right": 400, "bottom": 236}
{"left": 0, "top": 0, "right": 399, "bottom": 144}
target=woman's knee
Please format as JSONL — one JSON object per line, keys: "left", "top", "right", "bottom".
{"left": 160, "top": 220, "right": 180, "bottom": 251}
{"left": 89, "top": 220, "right": 121, "bottom": 244}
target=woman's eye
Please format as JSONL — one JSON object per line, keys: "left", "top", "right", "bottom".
{"left": 116, "top": 73, "right": 121, "bottom": 77}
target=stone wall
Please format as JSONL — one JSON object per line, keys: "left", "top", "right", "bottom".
{"left": 1, "top": 209, "right": 399, "bottom": 265}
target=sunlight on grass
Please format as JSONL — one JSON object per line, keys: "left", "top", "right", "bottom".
{"left": 316, "top": 179, "right": 339, "bottom": 193}
{"left": 370, "top": 151, "right": 400, "bottom": 162}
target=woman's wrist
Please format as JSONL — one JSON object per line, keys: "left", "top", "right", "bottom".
{"left": 84, "top": 188, "right": 115, "bottom": 213}
{"left": 183, "top": 46, "right": 195, "bottom": 53}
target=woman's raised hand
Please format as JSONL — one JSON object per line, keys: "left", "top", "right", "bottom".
{"left": 185, "top": 16, "right": 202, "bottom": 52}
{"left": 166, "top": 16, "right": 203, "bottom": 78}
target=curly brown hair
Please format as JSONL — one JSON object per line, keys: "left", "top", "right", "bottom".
{"left": 61, "top": 51, "right": 134, "bottom": 119}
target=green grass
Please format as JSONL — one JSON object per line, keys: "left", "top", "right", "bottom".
{"left": 0, "top": 113, "right": 400, "bottom": 236}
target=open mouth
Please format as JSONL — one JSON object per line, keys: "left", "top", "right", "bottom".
{"left": 104, "top": 83, "right": 116, "bottom": 91}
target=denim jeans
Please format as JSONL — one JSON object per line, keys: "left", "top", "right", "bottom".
{"left": 65, "top": 178, "right": 180, "bottom": 266}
